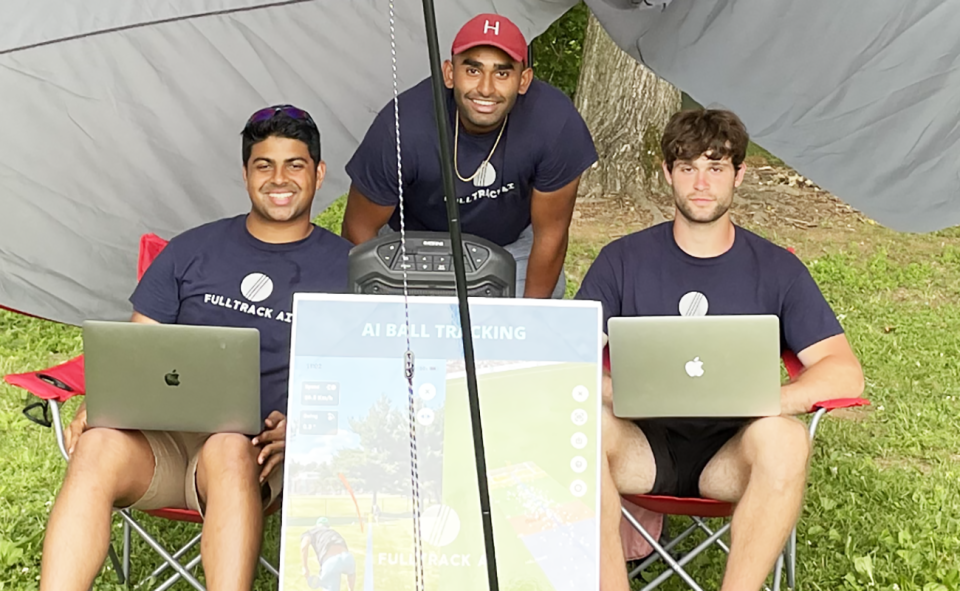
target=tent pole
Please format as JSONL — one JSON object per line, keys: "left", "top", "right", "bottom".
{"left": 418, "top": 2, "right": 499, "bottom": 590}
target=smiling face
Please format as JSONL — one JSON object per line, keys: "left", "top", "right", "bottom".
{"left": 443, "top": 46, "right": 533, "bottom": 134}
{"left": 243, "top": 135, "right": 325, "bottom": 225}
{"left": 664, "top": 153, "right": 745, "bottom": 225}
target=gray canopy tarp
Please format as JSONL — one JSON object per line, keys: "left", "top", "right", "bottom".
{"left": 1, "top": 0, "right": 958, "bottom": 325}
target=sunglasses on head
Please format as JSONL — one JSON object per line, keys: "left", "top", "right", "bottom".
{"left": 245, "top": 104, "right": 317, "bottom": 128}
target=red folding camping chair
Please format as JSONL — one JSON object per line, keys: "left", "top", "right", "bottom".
{"left": 5, "top": 233, "right": 280, "bottom": 591}
{"left": 611, "top": 333, "right": 869, "bottom": 591}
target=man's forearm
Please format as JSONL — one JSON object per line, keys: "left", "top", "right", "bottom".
{"left": 523, "top": 234, "right": 568, "bottom": 298}
{"left": 780, "top": 355, "right": 865, "bottom": 415}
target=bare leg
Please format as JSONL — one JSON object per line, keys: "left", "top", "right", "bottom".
{"left": 600, "top": 402, "right": 657, "bottom": 591}
{"left": 40, "top": 428, "right": 155, "bottom": 591}
{"left": 196, "top": 433, "right": 264, "bottom": 591}
{"left": 699, "top": 416, "right": 811, "bottom": 591}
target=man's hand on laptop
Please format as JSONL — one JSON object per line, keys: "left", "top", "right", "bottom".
{"left": 252, "top": 411, "right": 286, "bottom": 482}
{"left": 65, "top": 401, "right": 89, "bottom": 458}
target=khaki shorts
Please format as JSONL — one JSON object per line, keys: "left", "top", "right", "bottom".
{"left": 124, "top": 431, "right": 283, "bottom": 517}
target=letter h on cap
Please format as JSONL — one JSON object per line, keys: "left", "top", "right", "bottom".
{"left": 484, "top": 20, "right": 500, "bottom": 35}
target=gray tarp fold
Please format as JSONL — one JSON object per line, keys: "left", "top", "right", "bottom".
{"left": 2, "top": 0, "right": 958, "bottom": 325}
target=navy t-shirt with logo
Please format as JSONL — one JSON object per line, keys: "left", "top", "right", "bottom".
{"left": 576, "top": 222, "right": 844, "bottom": 441}
{"left": 575, "top": 221, "right": 843, "bottom": 353}
{"left": 129, "top": 215, "right": 351, "bottom": 423}
{"left": 346, "top": 77, "right": 598, "bottom": 246}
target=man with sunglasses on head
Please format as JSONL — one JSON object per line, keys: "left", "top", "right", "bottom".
{"left": 39, "top": 105, "right": 351, "bottom": 591}
{"left": 342, "top": 13, "right": 597, "bottom": 298}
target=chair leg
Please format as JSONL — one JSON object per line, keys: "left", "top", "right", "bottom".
{"left": 786, "top": 528, "right": 797, "bottom": 590}
{"left": 117, "top": 510, "right": 206, "bottom": 591}
{"left": 145, "top": 533, "right": 202, "bottom": 582}
{"left": 259, "top": 555, "right": 280, "bottom": 578}
{"left": 154, "top": 553, "right": 203, "bottom": 591}
{"left": 107, "top": 544, "right": 125, "bottom": 585}
{"left": 123, "top": 519, "right": 131, "bottom": 583}
{"left": 629, "top": 520, "right": 700, "bottom": 578}
{"left": 640, "top": 522, "right": 730, "bottom": 591}
{"left": 621, "top": 507, "right": 706, "bottom": 591}
{"left": 771, "top": 553, "right": 784, "bottom": 591}
{"left": 692, "top": 517, "right": 731, "bottom": 553}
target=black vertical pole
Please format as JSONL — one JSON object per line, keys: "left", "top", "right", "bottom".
{"left": 418, "top": 2, "right": 499, "bottom": 590}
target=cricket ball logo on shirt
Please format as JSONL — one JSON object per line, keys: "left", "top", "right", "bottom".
{"left": 473, "top": 162, "right": 497, "bottom": 188}
{"left": 679, "top": 291, "right": 709, "bottom": 317}
{"left": 459, "top": 163, "right": 516, "bottom": 204}
{"left": 202, "top": 271, "right": 293, "bottom": 323}
{"left": 240, "top": 273, "right": 274, "bottom": 303}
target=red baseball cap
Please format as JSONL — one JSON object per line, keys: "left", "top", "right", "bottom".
{"left": 451, "top": 13, "right": 528, "bottom": 64}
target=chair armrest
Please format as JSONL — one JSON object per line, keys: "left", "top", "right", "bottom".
{"left": 3, "top": 356, "right": 86, "bottom": 403}
{"left": 810, "top": 398, "right": 870, "bottom": 412}
{"left": 806, "top": 397, "right": 870, "bottom": 441}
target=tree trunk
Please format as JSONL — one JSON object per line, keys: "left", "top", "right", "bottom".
{"left": 575, "top": 12, "right": 681, "bottom": 209}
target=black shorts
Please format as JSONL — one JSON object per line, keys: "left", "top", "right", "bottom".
{"left": 635, "top": 418, "right": 749, "bottom": 498}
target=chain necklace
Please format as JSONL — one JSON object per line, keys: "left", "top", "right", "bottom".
{"left": 454, "top": 112, "right": 508, "bottom": 183}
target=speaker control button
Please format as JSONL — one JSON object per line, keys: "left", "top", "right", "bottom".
{"left": 377, "top": 243, "right": 400, "bottom": 268}
{"left": 467, "top": 244, "right": 489, "bottom": 268}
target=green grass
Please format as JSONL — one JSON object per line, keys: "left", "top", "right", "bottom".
{"left": 3, "top": 203, "right": 960, "bottom": 590}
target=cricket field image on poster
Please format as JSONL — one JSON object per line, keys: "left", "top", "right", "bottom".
{"left": 279, "top": 295, "right": 602, "bottom": 591}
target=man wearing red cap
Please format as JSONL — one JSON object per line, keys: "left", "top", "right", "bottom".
{"left": 342, "top": 13, "right": 597, "bottom": 298}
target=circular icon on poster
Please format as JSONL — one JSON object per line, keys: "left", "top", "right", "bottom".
{"left": 570, "top": 480, "right": 588, "bottom": 498}
{"left": 570, "top": 432, "right": 588, "bottom": 450}
{"left": 421, "top": 504, "right": 461, "bottom": 547}
{"left": 419, "top": 383, "right": 436, "bottom": 401}
{"left": 571, "top": 409, "right": 588, "bottom": 426}
{"left": 417, "top": 408, "right": 435, "bottom": 426}
{"left": 572, "top": 385, "right": 589, "bottom": 403}
{"left": 570, "top": 456, "right": 588, "bottom": 474}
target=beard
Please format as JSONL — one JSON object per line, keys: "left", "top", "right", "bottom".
{"left": 674, "top": 192, "right": 733, "bottom": 225}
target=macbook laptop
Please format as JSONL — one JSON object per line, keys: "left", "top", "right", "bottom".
{"left": 608, "top": 315, "right": 781, "bottom": 418}
{"left": 83, "top": 321, "right": 262, "bottom": 434}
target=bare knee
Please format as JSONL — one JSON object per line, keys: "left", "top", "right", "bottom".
{"left": 743, "top": 417, "right": 810, "bottom": 487}
{"left": 601, "top": 403, "right": 655, "bottom": 494}
{"left": 70, "top": 428, "right": 147, "bottom": 471}
{"left": 66, "top": 428, "right": 153, "bottom": 500}
{"left": 199, "top": 433, "right": 259, "bottom": 483}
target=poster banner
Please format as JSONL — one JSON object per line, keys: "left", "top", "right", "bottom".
{"left": 279, "top": 294, "right": 602, "bottom": 591}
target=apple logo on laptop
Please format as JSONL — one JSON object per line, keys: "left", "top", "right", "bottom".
{"left": 164, "top": 370, "right": 180, "bottom": 387}
{"left": 684, "top": 357, "right": 704, "bottom": 378}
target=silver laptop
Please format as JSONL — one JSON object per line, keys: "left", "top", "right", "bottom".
{"left": 608, "top": 315, "right": 781, "bottom": 418}
{"left": 83, "top": 321, "right": 262, "bottom": 434}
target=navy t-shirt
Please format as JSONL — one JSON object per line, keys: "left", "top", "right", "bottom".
{"left": 576, "top": 222, "right": 843, "bottom": 356}
{"left": 130, "top": 215, "right": 351, "bottom": 422}
{"left": 345, "top": 77, "right": 598, "bottom": 246}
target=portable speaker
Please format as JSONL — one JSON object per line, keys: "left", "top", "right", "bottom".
{"left": 348, "top": 231, "right": 516, "bottom": 298}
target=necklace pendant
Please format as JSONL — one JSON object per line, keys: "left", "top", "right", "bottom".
{"left": 473, "top": 161, "right": 497, "bottom": 188}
